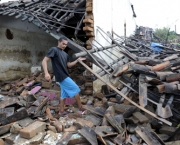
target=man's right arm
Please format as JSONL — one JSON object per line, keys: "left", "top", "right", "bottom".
{"left": 42, "top": 56, "right": 51, "bottom": 81}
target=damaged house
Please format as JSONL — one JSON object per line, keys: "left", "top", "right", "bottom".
{"left": 1, "top": 0, "right": 180, "bottom": 145}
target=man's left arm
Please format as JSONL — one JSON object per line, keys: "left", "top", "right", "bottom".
{"left": 67, "top": 57, "right": 86, "bottom": 68}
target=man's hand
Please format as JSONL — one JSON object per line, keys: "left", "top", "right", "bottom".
{"left": 77, "top": 57, "right": 86, "bottom": 61}
{"left": 45, "top": 73, "right": 51, "bottom": 81}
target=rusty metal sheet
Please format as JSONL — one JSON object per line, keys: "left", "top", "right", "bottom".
{"left": 56, "top": 132, "right": 72, "bottom": 145}
{"left": 78, "top": 125, "right": 98, "bottom": 145}
{"left": 135, "top": 126, "right": 165, "bottom": 145}
{"left": 139, "top": 74, "right": 147, "bottom": 107}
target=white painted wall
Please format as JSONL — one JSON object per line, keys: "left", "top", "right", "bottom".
{"left": 0, "top": 16, "right": 57, "bottom": 80}
{"left": 92, "top": 0, "right": 136, "bottom": 92}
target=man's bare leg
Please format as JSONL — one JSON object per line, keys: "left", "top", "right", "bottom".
{"left": 59, "top": 98, "right": 66, "bottom": 114}
{"left": 74, "top": 93, "right": 83, "bottom": 110}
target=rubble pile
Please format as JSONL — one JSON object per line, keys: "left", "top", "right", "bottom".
{"left": 1, "top": 32, "right": 180, "bottom": 145}
{"left": 72, "top": 28, "right": 180, "bottom": 144}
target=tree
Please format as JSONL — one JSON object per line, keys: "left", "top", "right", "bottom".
{"left": 153, "top": 27, "right": 178, "bottom": 41}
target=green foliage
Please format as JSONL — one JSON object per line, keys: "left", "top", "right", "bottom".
{"left": 154, "top": 27, "right": 178, "bottom": 41}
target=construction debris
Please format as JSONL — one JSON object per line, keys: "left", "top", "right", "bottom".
{"left": 0, "top": 0, "right": 180, "bottom": 142}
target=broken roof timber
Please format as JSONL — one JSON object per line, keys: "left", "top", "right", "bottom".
{"left": 0, "top": 0, "right": 86, "bottom": 52}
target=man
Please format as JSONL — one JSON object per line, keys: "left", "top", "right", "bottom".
{"left": 42, "top": 36, "right": 86, "bottom": 116}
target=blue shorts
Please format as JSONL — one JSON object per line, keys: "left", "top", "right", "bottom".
{"left": 59, "top": 77, "right": 80, "bottom": 99}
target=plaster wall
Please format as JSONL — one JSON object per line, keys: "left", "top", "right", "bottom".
{"left": 0, "top": 16, "right": 57, "bottom": 80}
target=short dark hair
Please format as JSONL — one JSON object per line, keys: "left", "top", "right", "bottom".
{"left": 58, "top": 36, "right": 68, "bottom": 42}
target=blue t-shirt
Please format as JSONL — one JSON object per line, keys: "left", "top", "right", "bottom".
{"left": 46, "top": 47, "right": 70, "bottom": 82}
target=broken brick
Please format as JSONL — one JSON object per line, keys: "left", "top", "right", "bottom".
{"left": 20, "top": 121, "right": 46, "bottom": 139}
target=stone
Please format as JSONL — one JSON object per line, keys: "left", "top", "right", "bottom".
{"left": 10, "top": 122, "right": 22, "bottom": 133}
{"left": 20, "top": 121, "right": 46, "bottom": 139}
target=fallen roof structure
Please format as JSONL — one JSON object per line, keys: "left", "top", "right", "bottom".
{"left": 0, "top": 0, "right": 86, "bottom": 52}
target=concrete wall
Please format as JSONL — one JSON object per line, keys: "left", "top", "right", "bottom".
{"left": 0, "top": 16, "right": 57, "bottom": 81}
{"left": 92, "top": 0, "right": 136, "bottom": 92}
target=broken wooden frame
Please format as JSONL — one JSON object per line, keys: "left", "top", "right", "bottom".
{"left": 79, "top": 60, "right": 172, "bottom": 126}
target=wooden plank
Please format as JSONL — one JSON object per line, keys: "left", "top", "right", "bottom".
{"left": 139, "top": 74, "right": 147, "bottom": 107}
{"left": 78, "top": 60, "right": 172, "bottom": 126}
